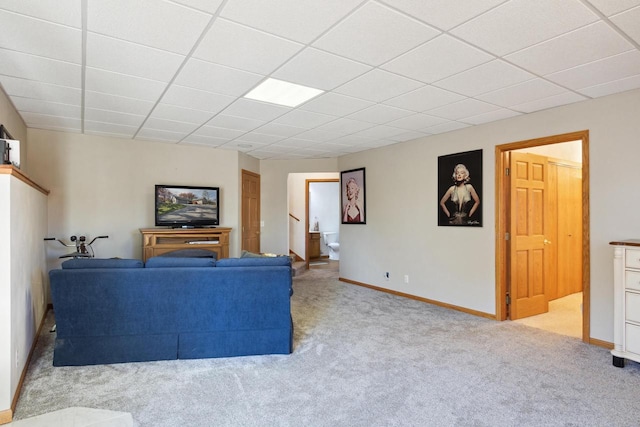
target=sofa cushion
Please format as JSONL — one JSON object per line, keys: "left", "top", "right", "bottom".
{"left": 216, "top": 256, "right": 291, "bottom": 268}
{"left": 61, "top": 258, "right": 143, "bottom": 269}
{"left": 158, "top": 248, "right": 218, "bottom": 259}
{"left": 145, "top": 257, "right": 216, "bottom": 268}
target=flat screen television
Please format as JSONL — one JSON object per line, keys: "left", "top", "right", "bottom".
{"left": 155, "top": 184, "right": 220, "bottom": 228}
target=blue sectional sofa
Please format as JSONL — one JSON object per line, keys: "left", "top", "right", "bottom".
{"left": 49, "top": 256, "right": 293, "bottom": 366}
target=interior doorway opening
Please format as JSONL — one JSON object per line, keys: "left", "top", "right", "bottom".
{"left": 495, "top": 130, "right": 590, "bottom": 343}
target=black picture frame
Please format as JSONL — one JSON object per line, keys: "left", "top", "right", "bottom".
{"left": 438, "top": 149, "right": 483, "bottom": 227}
{"left": 341, "top": 167, "right": 366, "bottom": 224}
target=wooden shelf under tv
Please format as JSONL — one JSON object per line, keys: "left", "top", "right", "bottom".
{"left": 140, "top": 227, "right": 231, "bottom": 262}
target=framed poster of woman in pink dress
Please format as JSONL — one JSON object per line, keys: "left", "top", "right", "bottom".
{"left": 341, "top": 167, "right": 366, "bottom": 224}
{"left": 438, "top": 150, "right": 482, "bottom": 227}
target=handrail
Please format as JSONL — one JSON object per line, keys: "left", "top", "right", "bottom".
{"left": 289, "top": 213, "right": 300, "bottom": 222}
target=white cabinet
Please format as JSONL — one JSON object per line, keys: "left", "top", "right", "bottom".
{"left": 611, "top": 240, "right": 640, "bottom": 367}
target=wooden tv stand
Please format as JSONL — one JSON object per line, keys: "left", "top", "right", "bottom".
{"left": 140, "top": 227, "right": 231, "bottom": 261}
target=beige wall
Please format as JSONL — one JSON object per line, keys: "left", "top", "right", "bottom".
{"left": 336, "top": 88, "right": 640, "bottom": 343}
{"left": 26, "top": 130, "right": 242, "bottom": 264}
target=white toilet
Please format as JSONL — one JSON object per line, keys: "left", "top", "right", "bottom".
{"left": 322, "top": 232, "right": 339, "bottom": 260}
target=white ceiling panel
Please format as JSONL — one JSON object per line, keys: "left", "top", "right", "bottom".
{"left": 220, "top": 0, "right": 363, "bottom": 44}
{"left": 175, "top": 59, "right": 264, "bottom": 96}
{"left": 382, "top": 35, "right": 493, "bottom": 83}
{"left": 86, "top": 33, "right": 185, "bottom": 82}
{"left": 313, "top": 2, "right": 440, "bottom": 66}
{"left": 379, "top": 0, "right": 506, "bottom": 30}
{"left": 546, "top": 51, "right": 640, "bottom": 90}
{"left": 476, "top": 79, "right": 568, "bottom": 108}
{"left": 434, "top": 60, "right": 535, "bottom": 97}
{"left": 587, "top": 0, "right": 640, "bottom": 16}
{"left": 299, "top": 93, "right": 374, "bottom": 116}
{"left": 0, "top": 49, "right": 81, "bottom": 88}
{"left": 505, "top": 21, "right": 634, "bottom": 76}
{"left": 0, "top": 10, "right": 80, "bottom": 64}
{"left": 611, "top": 6, "right": 640, "bottom": 45}
{"left": 87, "top": 0, "right": 212, "bottom": 54}
{"left": 451, "top": 0, "right": 599, "bottom": 56}
{"left": 0, "top": 0, "right": 81, "bottom": 27}
{"left": 85, "top": 91, "right": 154, "bottom": 116}
{"left": 85, "top": 67, "right": 167, "bottom": 101}
{"left": 0, "top": 76, "right": 81, "bottom": 105}
{"left": 335, "top": 69, "right": 422, "bottom": 102}
{"left": 194, "top": 18, "right": 303, "bottom": 75}
{"left": 273, "top": 48, "right": 371, "bottom": 91}
{"left": 0, "top": 1, "right": 639, "bottom": 159}
{"left": 426, "top": 98, "right": 500, "bottom": 120}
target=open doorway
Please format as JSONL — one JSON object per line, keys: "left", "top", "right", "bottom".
{"left": 495, "top": 130, "right": 590, "bottom": 343}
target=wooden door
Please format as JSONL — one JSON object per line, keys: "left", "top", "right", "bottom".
{"left": 509, "top": 152, "right": 550, "bottom": 319}
{"left": 557, "top": 163, "right": 583, "bottom": 296}
{"left": 242, "top": 170, "right": 260, "bottom": 253}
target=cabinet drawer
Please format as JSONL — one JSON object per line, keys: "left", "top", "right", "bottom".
{"left": 626, "top": 292, "right": 640, "bottom": 323}
{"left": 625, "top": 323, "right": 640, "bottom": 355}
{"left": 626, "top": 249, "right": 640, "bottom": 269}
{"left": 626, "top": 270, "right": 640, "bottom": 291}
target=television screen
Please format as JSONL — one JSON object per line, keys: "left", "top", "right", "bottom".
{"left": 155, "top": 185, "right": 220, "bottom": 227}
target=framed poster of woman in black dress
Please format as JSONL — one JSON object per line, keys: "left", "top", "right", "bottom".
{"left": 341, "top": 167, "right": 366, "bottom": 224}
{"left": 438, "top": 149, "right": 482, "bottom": 227}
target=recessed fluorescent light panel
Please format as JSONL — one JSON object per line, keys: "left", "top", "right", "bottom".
{"left": 244, "top": 78, "right": 324, "bottom": 107}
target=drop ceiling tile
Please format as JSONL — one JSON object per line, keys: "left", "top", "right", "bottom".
{"left": 84, "top": 108, "right": 146, "bottom": 127}
{"left": 171, "top": 0, "right": 224, "bottom": 14}
{"left": 476, "top": 79, "right": 567, "bottom": 107}
{"left": 0, "top": 0, "right": 81, "bottom": 27}
{"left": 181, "top": 134, "right": 228, "bottom": 147}
{"left": 84, "top": 121, "right": 138, "bottom": 138}
{"left": 353, "top": 125, "right": 408, "bottom": 139}
{"left": 426, "top": 98, "right": 500, "bottom": 120}
{"left": 175, "top": 59, "right": 264, "bottom": 96}
{"left": 195, "top": 19, "right": 302, "bottom": 75}
{"left": 0, "top": 76, "right": 81, "bottom": 105}
{"left": 382, "top": 35, "right": 493, "bottom": 83}
{"left": 192, "top": 125, "right": 245, "bottom": 139}
{"left": 299, "top": 92, "right": 374, "bottom": 116}
{"left": 222, "top": 98, "right": 291, "bottom": 122}
{"left": 86, "top": 33, "right": 185, "bottom": 82}
{"left": 546, "top": 51, "right": 640, "bottom": 90}
{"left": 11, "top": 97, "right": 80, "bottom": 118}
{"left": 315, "top": 118, "right": 375, "bottom": 134}
{"left": 272, "top": 138, "right": 317, "bottom": 148}
{"left": 379, "top": 0, "right": 505, "bottom": 30}
{"left": 274, "top": 109, "right": 336, "bottom": 128}
{"left": 273, "top": 48, "right": 371, "bottom": 90}
{"left": 144, "top": 118, "right": 199, "bottom": 134}
{"left": 385, "top": 113, "right": 447, "bottom": 130}
{"left": 220, "top": 139, "right": 268, "bottom": 151}
{"left": 384, "top": 85, "right": 465, "bottom": 112}
{"left": 459, "top": 108, "right": 521, "bottom": 125}
{"left": 234, "top": 132, "right": 283, "bottom": 144}
{"left": 150, "top": 104, "right": 213, "bottom": 125}
{"left": 87, "top": 0, "right": 212, "bottom": 54}
{"left": 505, "top": 21, "right": 634, "bottom": 76}
{"left": 85, "top": 67, "right": 167, "bottom": 101}
{"left": 611, "top": 6, "right": 640, "bottom": 45}
{"left": 220, "top": 0, "right": 363, "bottom": 44}
{"left": 294, "top": 128, "right": 345, "bottom": 142}
{"left": 0, "top": 10, "right": 81, "bottom": 63}
{"left": 0, "top": 49, "right": 81, "bottom": 88}
{"left": 328, "top": 134, "right": 376, "bottom": 146}
{"left": 161, "top": 85, "right": 235, "bottom": 113}
{"left": 347, "top": 104, "right": 415, "bottom": 124}
{"left": 334, "top": 69, "right": 423, "bottom": 102}
{"left": 451, "top": 0, "right": 598, "bottom": 56}
{"left": 578, "top": 74, "right": 640, "bottom": 98}
{"left": 510, "top": 92, "right": 587, "bottom": 113}
{"left": 424, "top": 121, "right": 470, "bottom": 134}
{"left": 206, "top": 114, "right": 265, "bottom": 132}
{"left": 20, "top": 111, "right": 81, "bottom": 130}
{"left": 85, "top": 91, "right": 154, "bottom": 116}
{"left": 434, "top": 60, "right": 535, "bottom": 96}
{"left": 388, "top": 130, "right": 429, "bottom": 142}
{"left": 136, "top": 128, "right": 186, "bottom": 142}
{"left": 587, "top": 0, "right": 640, "bottom": 16}
{"left": 253, "top": 122, "right": 306, "bottom": 138}
{"left": 313, "top": 2, "right": 440, "bottom": 66}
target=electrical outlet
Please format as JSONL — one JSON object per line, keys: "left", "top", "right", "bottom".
{"left": 404, "top": 275, "right": 409, "bottom": 284}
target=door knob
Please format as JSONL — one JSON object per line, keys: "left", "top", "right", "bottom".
{"left": 544, "top": 239, "right": 551, "bottom": 245}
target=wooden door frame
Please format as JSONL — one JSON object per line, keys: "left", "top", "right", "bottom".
{"left": 495, "top": 130, "right": 590, "bottom": 343}
{"left": 305, "top": 178, "right": 339, "bottom": 268}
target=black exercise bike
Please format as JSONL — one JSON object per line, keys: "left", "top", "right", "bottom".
{"left": 44, "top": 235, "right": 108, "bottom": 259}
